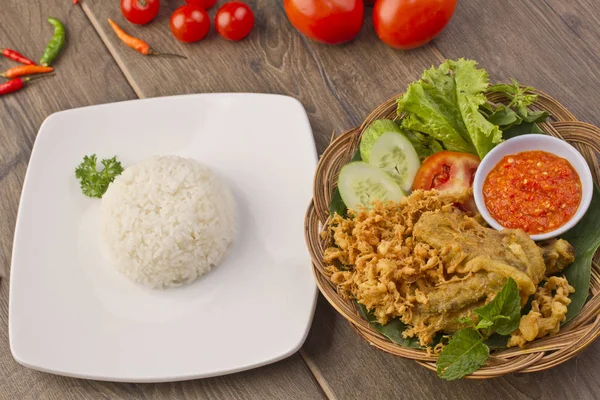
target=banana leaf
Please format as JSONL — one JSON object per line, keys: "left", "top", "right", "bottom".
{"left": 562, "top": 183, "right": 600, "bottom": 322}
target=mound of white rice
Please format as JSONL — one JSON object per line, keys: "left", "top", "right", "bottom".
{"left": 101, "top": 156, "right": 236, "bottom": 288}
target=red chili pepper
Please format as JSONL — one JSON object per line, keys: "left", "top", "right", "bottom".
{"left": 0, "top": 74, "right": 53, "bottom": 96}
{"left": 73, "top": 0, "right": 79, "bottom": 4}
{"left": 0, "top": 65, "right": 53, "bottom": 79}
{"left": 108, "top": 19, "right": 186, "bottom": 59}
{"left": 0, "top": 78, "right": 25, "bottom": 96}
{"left": 2, "top": 48, "right": 36, "bottom": 65}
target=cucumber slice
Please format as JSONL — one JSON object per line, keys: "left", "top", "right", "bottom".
{"left": 359, "top": 119, "right": 403, "bottom": 162}
{"left": 368, "top": 132, "right": 421, "bottom": 192}
{"left": 338, "top": 162, "right": 405, "bottom": 210}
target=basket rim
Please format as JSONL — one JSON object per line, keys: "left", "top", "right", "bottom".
{"left": 304, "top": 85, "right": 600, "bottom": 378}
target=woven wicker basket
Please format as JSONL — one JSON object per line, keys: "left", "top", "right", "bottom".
{"left": 304, "top": 87, "right": 600, "bottom": 378}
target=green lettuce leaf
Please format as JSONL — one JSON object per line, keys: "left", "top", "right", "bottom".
{"left": 405, "top": 130, "right": 444, "bottom": 160}
{"left": 398, "top": 59, "right": 502, "bottom": 158}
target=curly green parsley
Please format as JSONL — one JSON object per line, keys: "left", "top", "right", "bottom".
{"left": 75, "top": 154, "right": 124, "bottom": 198}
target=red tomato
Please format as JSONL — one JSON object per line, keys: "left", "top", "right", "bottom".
{"left": 413, "top": 151, "right": 480, "bottom": 192}
{"left": 216, "top": 2, "right": 255, "bottom": 41}
{"left": 413, "top": 151, "right": 480, "bottom": 213}
{"left": 170, "top": 5, "right": 210, "bottom": 43}
{"left": 283, "top": 0, "right": 365, "bottom": 45}
{"left": 185, "top": 0, "right": 217, "bottom": 9}
{"left": 373, "top": 0, "right": 457, "bottom": 50}
{"left": 121, "top": 0, "right": 160, "bottom": 25}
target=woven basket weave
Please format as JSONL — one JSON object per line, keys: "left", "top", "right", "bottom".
{"left": 304, "top": 87, "right": 600, "bottom": 378}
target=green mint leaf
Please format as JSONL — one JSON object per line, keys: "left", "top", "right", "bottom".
{"left": 475, "top": 319, "right": 494, "bottom": 330}
{"left": 437, "top": 329, "right": 489, "bottom": 381}
{"left": 474, "top": 278, "right": 521, "bottom": 336}
{"left": 456, "top": 317, "right": 478, "bottom": 330}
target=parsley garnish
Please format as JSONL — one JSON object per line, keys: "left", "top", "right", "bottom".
{"left": 75, "top": 154, "right": 124, "bottom": 198}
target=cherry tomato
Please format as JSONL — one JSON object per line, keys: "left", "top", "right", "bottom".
{"left": 373, "top": 0, "right": 457, "bottom": 50}
{"left": 283, "top": 0, "right": 364, "bottom": 45}
{"left": 216, "top": 2, "right": 255, "bottom": 41}
{"left": 185, "top": 0, "right": 217, "bottom": 9}
{"left": 121, "top": 0, "right": 160, "bottom": 25}
{"left": 170, "top": 5, "right": 210, "bottom": 43}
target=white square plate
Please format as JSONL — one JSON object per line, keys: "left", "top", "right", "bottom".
{"left": 9, "top": 93, "right": 318, "bottom": 382}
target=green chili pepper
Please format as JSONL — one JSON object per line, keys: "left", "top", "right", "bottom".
{"left": 40, "top": 17, "right": 66, "bottom": 67}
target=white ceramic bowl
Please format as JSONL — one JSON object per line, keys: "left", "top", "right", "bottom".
{"left": 473, "top": 134, "right": 593, "bottom": 241}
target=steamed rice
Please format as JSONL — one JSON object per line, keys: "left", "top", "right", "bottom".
{"left": 101, "top": 155, "right": 236, "bottom": 288}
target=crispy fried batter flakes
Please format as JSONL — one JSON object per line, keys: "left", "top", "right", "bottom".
{"left": 508, "top": 276, "right": 575, "bottom": 348}
{"left": 324, "top": 189, "right": 575, "bottom": 347}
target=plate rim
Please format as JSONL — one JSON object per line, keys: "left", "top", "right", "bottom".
{"left": 9, "top": 92, "right": 318, "bottom": 382}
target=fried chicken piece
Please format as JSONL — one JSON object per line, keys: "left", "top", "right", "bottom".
{"left": 324, "top": 190, "right": 471, "bottom": 326}
{"left": 413, "top": 210, "right": 546, "bottom": 297}
{"left": 407, "top": 299, "right": 486, "bottom": 346}
{"left": 508, "top": 276, "right": 575, "bottom": 348}
{"left": 540, "top": 239, "right": 575, "bottom": 276}
{"left": 416, "top": 271, "right": 506, "bottom": 314}
{"left": 324, "top": 189, "right": 575, "bottom": 347}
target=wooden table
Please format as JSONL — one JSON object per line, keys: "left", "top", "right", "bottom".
{"left": 2, "top": 1, "right": 600, "bottom": 398}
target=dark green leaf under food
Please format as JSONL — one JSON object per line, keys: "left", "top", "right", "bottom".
{"left": 503, "top": 121, "right": 544, "bottom": 139}
{"left": 355, "top": 302, "right": 422, "bottom": 348}
{"left": 329, "top": 149, "right": 362, "bottom": 217}
{"left": 562, "top": 183, "right": 600, "bottom": 322}
{"left": 485, "top": 334, "right": 509, "bottom": 349}
{"left": 329, "top": 188, "right": 347, "bottom": 217}
{"left": 437, "top": 329, "right": 489, "bottom": 381}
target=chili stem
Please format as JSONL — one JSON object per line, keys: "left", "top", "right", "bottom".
{"left": 148, "top": 51, "right": 187, "bottom": 59}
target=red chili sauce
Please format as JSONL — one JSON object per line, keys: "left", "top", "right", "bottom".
{"left": 483, "top": 150, "right": 581, "bottom": 234}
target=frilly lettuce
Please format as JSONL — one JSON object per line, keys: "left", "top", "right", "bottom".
{"left": 397, "top": 59, "right": 503, "bottom": 158}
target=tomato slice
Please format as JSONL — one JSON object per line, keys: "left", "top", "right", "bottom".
{"left": 412, "top": 151, "right": 480, "bottom": 193}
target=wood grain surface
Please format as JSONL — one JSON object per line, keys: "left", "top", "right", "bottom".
{"left": 0, "top": 2, "right": 324, "bottom": 399}
{"left": 3, "top": 0, "right": 600, "bottom": 399}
